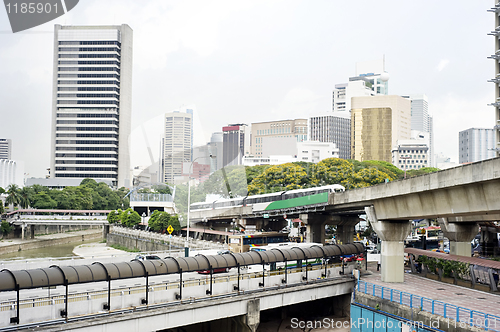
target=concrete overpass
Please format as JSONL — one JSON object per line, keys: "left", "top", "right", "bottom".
{"left": 190, "top": 157, "right": 500, "bottom": 283}
{"left": 0, "top": 258, "right": 357, "bottom": 331}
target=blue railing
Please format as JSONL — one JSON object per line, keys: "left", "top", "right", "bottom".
{"left": 357, "top": 280, "right": 500, "bottom": 331}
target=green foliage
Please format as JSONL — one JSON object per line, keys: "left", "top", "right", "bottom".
{"left": 0, "top": 203, "right": 4, "bottom": 215}
{"left": 148, "top": 210, "right": 170, "bottom": 232}
{"left": 120, "top": 208, "right": 141, "bottom": 228}
{"left": 5, "top": 184, "right": 21, "bottom": 207}
{"left": 32, "top": 192, "right": 57, "bottom": 209}
{"left": 405, "top": 167, "right": 440, "bottom": 179}
{"left": 107, "top": 209, "right": 122, "bottom": 224}
{"left": 417, "top": 255, "right": 470, "bottom": 279}
{"left": 0, "top": 187, "right": 5, "bottom": 194}
{"left": 1, "top": 221, "right": 12, "bottom": 235}
{"left": 169, "top": 215, "right": 181, "bottom": 232}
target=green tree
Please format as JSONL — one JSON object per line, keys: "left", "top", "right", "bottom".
{"left": 5, "top": 184, "right": 21, "bottom": 208}
{"left": 32, "top": 192, "right": 58, "bottom": 209}
{"left": 107, "top": 209, "right": 122, "bottom": 224}
{"left": 120, "top": 208, "right": 141, "bottom": 228}
{"left": 1, "top": 220, "right": 12, "bottom": 235}
{"left": 148, "top": 210, "right": 170, "bottom": 232}
{"left": 248, "top": 163, "right": 309, "bottom": 194}
{"left": 80, "top": 178, "right": 98, "bottom": 189}
{"left": 0, "top": 203, "right": 4, "bottom": 215}
{"left": 19, "top": 186, "right": 34, "bottom": 209}
{"left": 168, "top": 214, "right": 181, "bottom": 232}
{"left": 0, "top": 187, "right": 5, "bottom": 194}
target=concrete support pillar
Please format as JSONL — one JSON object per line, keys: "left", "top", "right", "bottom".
{"left": 332, "top": 293, "right": 351, "bottom": 317}
{"left": 29, "top": 225, "right": 35, "bottom": 239}
{"left": 365, "top": 206, "right": 412, "bottom": 283}
{"left": 300, "top": 214, "right": 326, "bottom": 244}
{"left": 438, "top": 218, "right": 478, "bottom": 257}
{"left": 336, "top": 224, "right": 355, "bottom": 245}
{"left": 102, "top": 225, "right": 110, "bottom": 240}
{"left": 21, "top": 222, "right": 25, "bottom": 241}
{"left": 244, "top": 299, "right": 260, "bottom": 332}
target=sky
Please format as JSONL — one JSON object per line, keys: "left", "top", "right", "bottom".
{"left": 0, "top": 0, "right": 495, "bottom": 179}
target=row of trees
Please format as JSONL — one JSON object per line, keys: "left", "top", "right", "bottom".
{"left": 107, "top": 208, "right": 141, "bottom": 228}
{"left": 0, "top": 179, "right": 130, "bottom": 211}
{"left": 106, "top": 209, "right": 181, "bottom": 233}
{"left": 174, "top": 158, "right": 440, "bottom": 210}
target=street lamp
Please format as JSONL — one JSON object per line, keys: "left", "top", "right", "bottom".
{"left": 185, "top": 154, "right": 216, "bottom": 257}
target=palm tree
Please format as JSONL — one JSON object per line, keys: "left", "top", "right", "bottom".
{"left": 19, "top": 187, "right": 33, "bottom": 209}
{"left": 5, "top": 184, "right": 21, "bottom": 209}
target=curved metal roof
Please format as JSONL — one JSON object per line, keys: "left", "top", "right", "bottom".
{"left": 0, "top": 243, "right": 364, "bottom": 292}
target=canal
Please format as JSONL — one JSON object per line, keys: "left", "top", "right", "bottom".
{"left": 0, "top": 239, "right": 102, "bottom": 261}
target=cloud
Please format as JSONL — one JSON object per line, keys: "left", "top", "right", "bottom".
{"left": 436, "top": 59, "right": 450, "bottom": 72}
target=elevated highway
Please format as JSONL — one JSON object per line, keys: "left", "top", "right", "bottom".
{"left": 190, "top": 157, "right": 500, "bottom": 283}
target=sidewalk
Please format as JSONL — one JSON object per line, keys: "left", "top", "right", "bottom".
{"left": 360, "top": 263, "right": 500, "bottom": 317}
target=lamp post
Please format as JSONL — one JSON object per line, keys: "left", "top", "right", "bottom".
{"left": 185, "top": 154, "right": 216, "bottom": 257}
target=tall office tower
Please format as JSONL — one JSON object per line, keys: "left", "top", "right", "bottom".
{"left": 459, "top": 128, "right": 496, "bottom": 163}
{"left": 332, "top": 58, "right": 389, "bottom": 113}
{"left": 50, "top": 25, "right": 133, "bottom": 188}
{"left": 489, "top": 2, "right": 500, "bottom": 157}
{"left": 351, "top": 95, "right": 411, "bottom": 162}
{"left": 161, "top": 111, "right": 193, "bottom": 184}
{"left": 0, "top": 139, "right": 12, "bottom": 160}
{"left": 309, "top": 113, "right": 351, "bottom": 159}
{"left": 222, "top": 124, "right": 250, "bottom": 167}
{"left": 207, "top": 132, "right": 223, "bottom": 172}
{"left": 402, "top": 94, "right": 434, "bottom": 167}
{"left": 250, "top": 119, "right": 307, "bottom": 157}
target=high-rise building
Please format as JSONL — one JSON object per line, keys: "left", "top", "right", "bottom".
{"left": 207, "top": 132, "right": 223, "bottom": 172}
{"left": 402, "top": 94, "right": 434, "bottom": 167}
{"left": 351, "top": 95, "right": 411, "bottom": 162}
{"left": 50, "top": 25, "right": 133, "bottom": 188}
{"left": 459, "top": 128, "right": 496, "bottom": 163}
{"left": 0, "top": 139, "right": 12, "bottom": 160}
{"left": 489, "top": 2, "right": 500, "bottom": 157}
{"left": 251, "top": 119, "right": 307, "bottom": 157}
{"left": 222, "top": 124, "right": 250, "bottom": 167}
{"left": 332, "top": 58, "right": 389, "bottom": 113}
{"left": 161, "top": 111, "right": 193, "bottom": 184}
{"left": 309, "top": 113, "right": 351, "bottom": 159}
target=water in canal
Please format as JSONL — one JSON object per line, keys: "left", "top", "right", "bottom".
{"left": 0, "top": 239, "right": 101, "bottom": 261}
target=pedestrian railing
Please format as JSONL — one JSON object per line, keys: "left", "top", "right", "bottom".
{"left": 357, "top": 280, "right": 500, "bottom": 331}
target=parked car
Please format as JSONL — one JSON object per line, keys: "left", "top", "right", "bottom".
{"left": 197, "top": 250, "right": 231, "bottom": 274}
{"left": 197, "top": 267, "right": 229, "bottom": 274}
{"left": 133, "top": 254, "right": 161, "bottom": 261}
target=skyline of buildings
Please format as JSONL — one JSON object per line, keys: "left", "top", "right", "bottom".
{"left": 5, "top": 13, "right": 498, "bottom": 188}
{"left": 49, "top": 24, "right": 133, "bottom": 188}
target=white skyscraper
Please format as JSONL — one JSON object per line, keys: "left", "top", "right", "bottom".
{"left": 459, "top": 128, "right": 496, "bottom": 163}
{"left": 402, "top": 94, "right": 434, "bottom": 167}
{"left": 161, "top": 111, "right": 193, "bottom": 184}
{"left": 50, "top": 25, "right": 133, "bottom": 188}
{"left": 0, "top": 139, "right": 12, "bottom": 160}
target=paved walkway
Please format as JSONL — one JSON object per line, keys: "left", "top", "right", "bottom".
{"left": 360, "top": 263, "right": 500, "bottom": 317}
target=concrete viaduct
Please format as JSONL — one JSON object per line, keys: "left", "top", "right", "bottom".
{"left": 191, "top": 157, "right": 500, "bottom": 283}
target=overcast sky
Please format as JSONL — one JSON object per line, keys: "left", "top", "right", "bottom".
{"left": 0, "top": 0, "right": 494, "bottom": 179}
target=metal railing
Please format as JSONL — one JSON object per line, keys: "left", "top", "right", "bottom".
{"left": 357, "top": 280, "right": 500, "bottom": 331}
